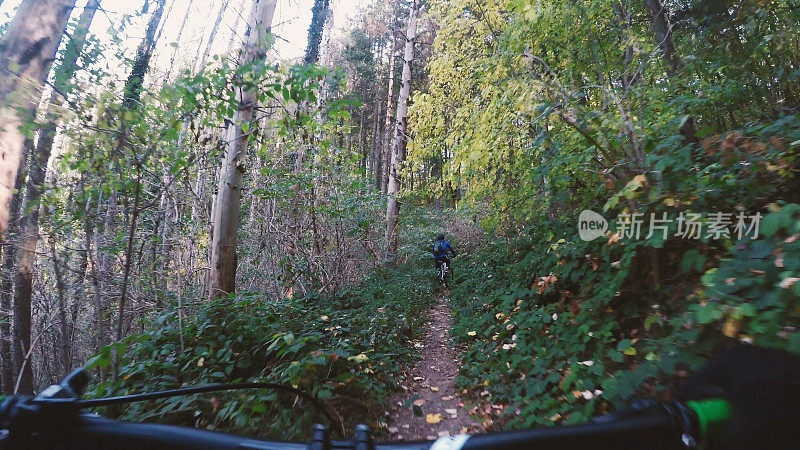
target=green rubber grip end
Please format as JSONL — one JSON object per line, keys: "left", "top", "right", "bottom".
{"left": 687, "top": 399, "right": 732, "bottom": 441}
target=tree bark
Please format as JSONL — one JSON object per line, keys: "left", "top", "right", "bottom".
{"left": 645, "top": 0, "right": 682, "bottom": 76}
{"left": 9, "top": 0, "right": 99, "bottom": 392}
{"left": 381, "top": 31, "right": 398, "bottom": 196}
{"left": 385, "top": 0, "right": 419, "bottom": 261}
{"left": 304, "top": 0, "right": 330, "bottom": 65}
{"left": 0, "top": 155, "right": 26, "bottom": 393}
{"left": 1, "top": 0, "right": 76, "bottom": 394}
{"left": 0, "top": 0, "right": 75, "bottom": 237}
{"left": 208, "top": 0, "right": 277, "bottom": 299}
{"left": 122, "top": 0, "right": 167, "bottom": 108}
{"left": 371, "top": 100, "right": 382, "bottom": 190}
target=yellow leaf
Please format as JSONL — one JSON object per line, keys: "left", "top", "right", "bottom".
{"left": 426, "top": 413, "right": 443, "bottom": 424}
{"left": 623, "top": 347, "right": 637, "bottom": 356}
{"left": 723, "top": 316, "right": 743, "bottom": 338}
{"left": 430, "top": 386, "right": 440, "bottom": 392}
{"left": 197, "top": 357, "right": 204, "bottom": 367}
{"left": 467, "top": 331, "right": 477, "bottom": 336}
{"left": 348, "top": 353, "right": 369, "bottom": 363}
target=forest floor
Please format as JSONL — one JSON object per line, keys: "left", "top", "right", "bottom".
{"left": 384, "top": 292, "right": 484, "bottom": 441}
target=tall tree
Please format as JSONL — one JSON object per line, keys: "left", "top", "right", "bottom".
{"left": 385, "top": 0, "right": 419, "bottom": 261}
{"left": 123, "top": 0, "right": 168, "bottom": 108}
{"left": 0, "top": 0, "right": 77, "bottom": 394}
{"left": 381, "top": 30, "right": 398, "bottom": 195}
{"left": 12, "top": 0, "right": 101, "bottom": 390}
{"left": 0, "top": 0, "right": 76, "bottom": 236}
{"left": 645, "top": 0, "right": 682, "bottom": 75}
{"left": 304, "top": 0, "right": 330, "bottom": 65}
{"left": 208, "top": 0, "right": 277, "bottom": 299}
{"left": 115, "top": 0, "right": 168, "bottom": 348}
{"left": 194, "top": 0, "right": 233, "bottom": 73}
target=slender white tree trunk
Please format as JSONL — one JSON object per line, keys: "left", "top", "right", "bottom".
{"left": 381, "top": 31, "right": 398, "bottom": 196}
{"left": 208, "top": 0, "right": 277, "bottom": 299}
{"left": 194, "top": 0, "right": 233, "bottom": 73}
{"left": 385, "top": 0, "right": 419, "bottom": 261}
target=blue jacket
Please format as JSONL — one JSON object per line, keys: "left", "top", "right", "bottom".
{"left": 434, "top": 240, "right": 456, "bottom": 258}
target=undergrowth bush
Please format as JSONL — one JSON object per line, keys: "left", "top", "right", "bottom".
{"left": 448, "top": 113, "right": 800, "bottom": 429}
{"left": 450, "top": 202, "right": 800, "bottom": 429}
{"left": 84, "top": 259, "right": 435, "bottom": 440}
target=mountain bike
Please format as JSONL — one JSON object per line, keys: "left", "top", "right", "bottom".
{"left": 437, "top": 261, "right": 449, "bottom": 287}
{"left": 436, "top": 260, "right": 451, "bottom": 288}
{"left": 0, "top": 366, "right": 732, "bottom": 449}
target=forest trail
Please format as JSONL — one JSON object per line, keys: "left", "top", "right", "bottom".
{"left": 384, "top": 292, "right": 483, "bottom": 441}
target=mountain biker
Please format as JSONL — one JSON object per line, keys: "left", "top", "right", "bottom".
{"left": 431, "top": 233, "right": 456, "bottom": 274}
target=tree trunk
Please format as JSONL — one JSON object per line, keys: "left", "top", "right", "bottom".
{"left": 381, "top": 31, "right": 398, "bottom": 196}
{"left": 49, "top": 238, "right": 70, "bottom": 374}
{"left": 9, "top": 0, "right": 99, "bottom": 393}
{"left": 1, "top": 0, "right": 76, "bottom": 394}
{"left": 0, "top": 0, "right": 75, "bottom": 237}
{"left": 304, "top": 0, "right": 330, "bottom": 65}
{"left": 164, "top": 0, "right": 196, "bottom": 81}
{"left": 195, "top": 0, "right": 233, "bottom": 73}
{"left": 208, "top": 0, "right": 277, "bottom": 299}
{"left": 385, "top": 0, "right": 419, "bottom": 261}
{"left": 0, "top": 156, "right": 26, "bottom": 393}
{"left": 645, "top": 0, "right": 682, "bottom": 76}
{"left": 371, "top": 101, "right": 382, "bottom": 190}
{"left": 122, "top": 0, "right": 167, "bottom": 108}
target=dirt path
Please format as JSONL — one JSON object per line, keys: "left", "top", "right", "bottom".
{"left": 384, "top": 293, "right": 483, "bottom": 441}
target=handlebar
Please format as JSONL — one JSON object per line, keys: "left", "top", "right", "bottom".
{"left": 0, "top": 368, "right": 731, "bottom": 450}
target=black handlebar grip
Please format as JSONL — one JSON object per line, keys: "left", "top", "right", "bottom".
{"left": 355, "top": 424, "right": 374, "bottom": 450}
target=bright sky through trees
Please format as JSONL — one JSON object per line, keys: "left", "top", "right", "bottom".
{"left": 0, "top": 0, "right": 365, "bottom": 73}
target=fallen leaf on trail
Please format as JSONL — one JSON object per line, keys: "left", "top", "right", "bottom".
{"left": 430, "top": 386, "right": 440, "bottom": 392}
{"left": 413, "top": 399, "right": 425, "bottom": 406}
{"left": 445, "top": 408, "right": 458, "bottom": 415}
{"left": 426, "top": 413, "right": 443, "bottom": 424}
{"left": 441, "top": 396, "right": 454, "bottom": 401}
{"left": 387, "top": 427, "right": 399, "bottom": 433}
